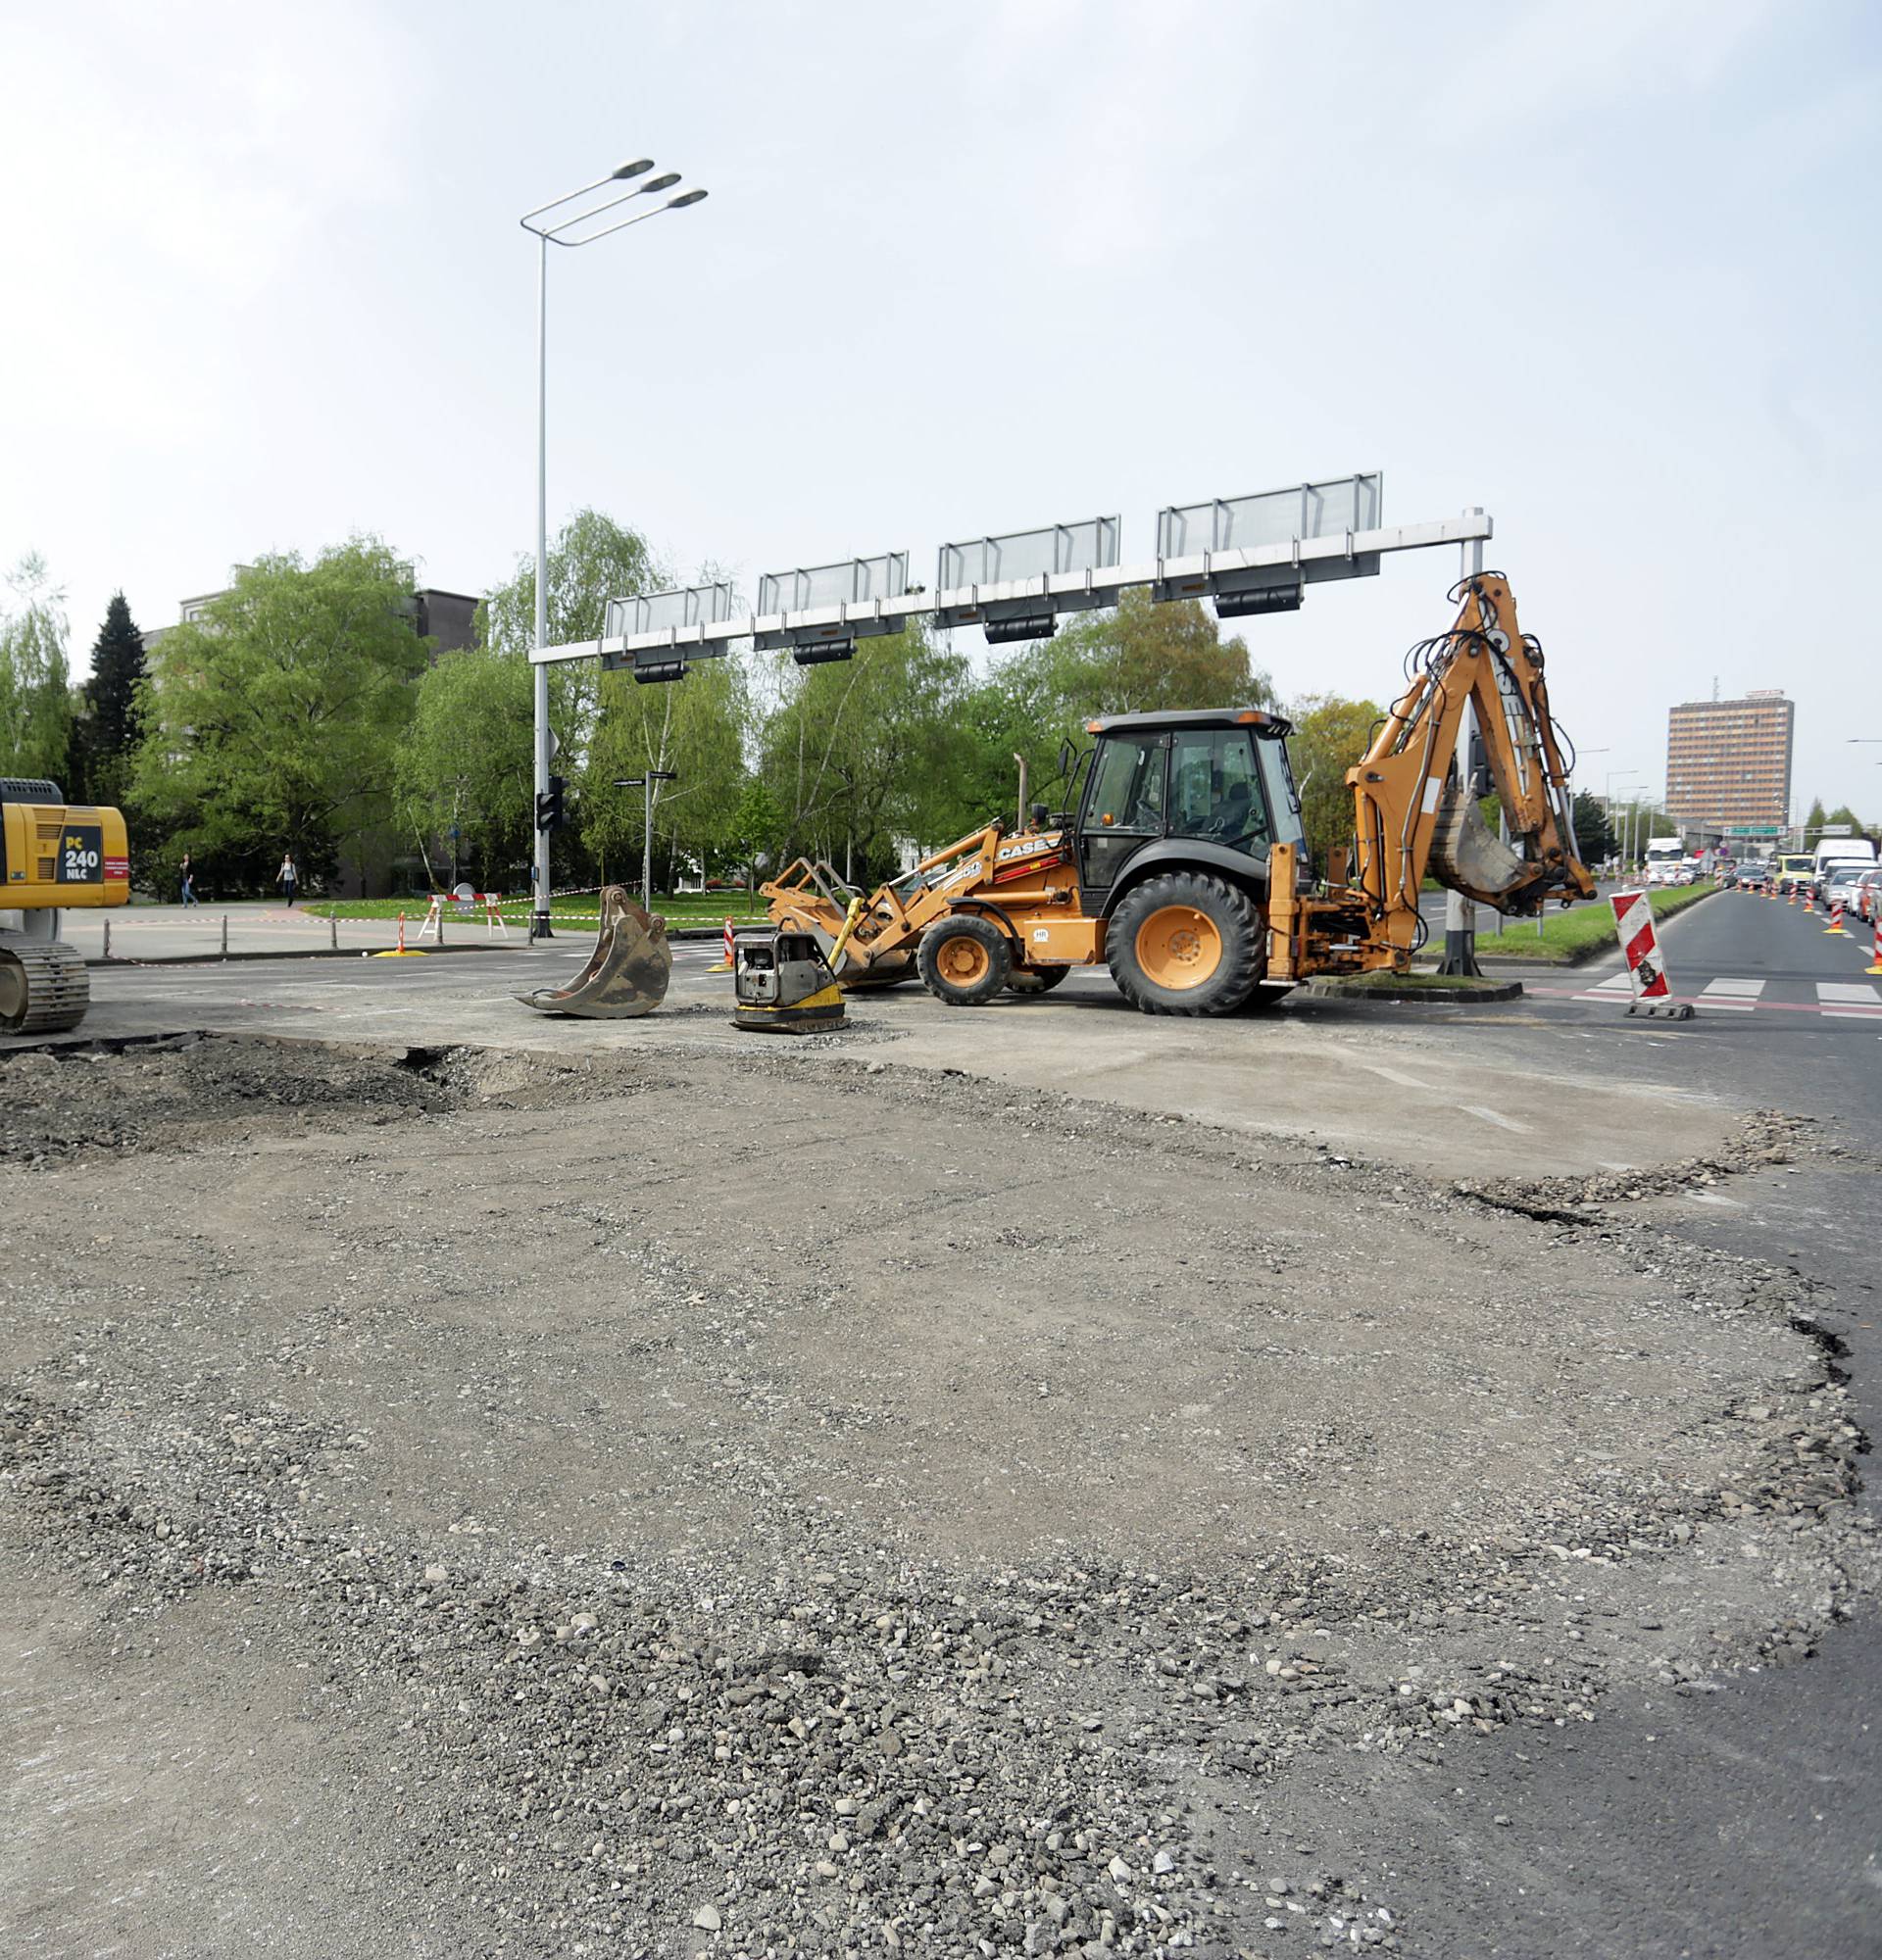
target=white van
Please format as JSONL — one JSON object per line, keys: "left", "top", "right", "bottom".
{"left": 1813, "top": 837, "right": 1877, "bottom": 883}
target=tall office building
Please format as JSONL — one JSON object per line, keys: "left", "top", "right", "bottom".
{"left": 1664, "top": 690, "right": 1793, "bottom": 838}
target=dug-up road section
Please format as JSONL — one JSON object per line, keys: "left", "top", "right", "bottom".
{"left": 0, "top": 1004, "right": 1874, "bottom": 1959}
{"left": 62, "top": 943, "right": 1748, "bottom": 1182}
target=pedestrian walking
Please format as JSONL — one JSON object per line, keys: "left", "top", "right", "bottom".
{"left": 277, "top": 852, "right": 299, "bottom": 907}
{"left": 179, "top": 853, "right": 198, "bottom": 906}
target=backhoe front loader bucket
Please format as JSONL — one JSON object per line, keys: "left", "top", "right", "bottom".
{"left": 517, "top": 886, "right": 671, "bottom": 1018}
{"left": 1428, "top": 775, "right": 1540, "bottom": 912}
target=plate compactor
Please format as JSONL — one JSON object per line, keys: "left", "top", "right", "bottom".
{"left": 732, "top": 923, "right": 845, "bottom": 1034}
{"left": 518, "top": 885, "right": 671, "bottom": 1017}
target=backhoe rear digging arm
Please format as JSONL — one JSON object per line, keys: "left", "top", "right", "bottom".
{"left": 1346, "top": 574, "right": 1594, "bottom": 962}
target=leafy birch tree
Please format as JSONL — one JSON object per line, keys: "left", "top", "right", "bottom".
{"left": 0, "top": 554, "right": 74, "bottom": 783}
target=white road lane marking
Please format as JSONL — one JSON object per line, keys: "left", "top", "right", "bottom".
{"left": 1817, "top": 983, "right": 1882, "bottom": 1020}
{"left": 1698, "top": 977, "right": 1764, "bottom": 1011}
{"left": 1462, "top": 1104, "right": 1532, "bottom": 1132}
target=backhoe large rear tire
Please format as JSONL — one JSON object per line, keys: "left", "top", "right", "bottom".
{"left": 916, "top": 913, "right": 1012, "bottom": 1006}
{"left": 1107, "top": 871, "right": 1262, "bottom": 1017}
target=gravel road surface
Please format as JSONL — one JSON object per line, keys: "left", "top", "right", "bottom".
{"left": 3, "top": 1034, "right": 1873, "bottom": 1959}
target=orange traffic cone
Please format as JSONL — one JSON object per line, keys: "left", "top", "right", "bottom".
{"left": 710, "top": 915, "right": 735, "bottom": 973}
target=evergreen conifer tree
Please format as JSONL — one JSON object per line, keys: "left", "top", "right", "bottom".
{"left": 77, "top": 592, "right": 147, "bottom": 802}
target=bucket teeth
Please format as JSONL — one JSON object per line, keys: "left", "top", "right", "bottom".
{"left": 517, "top": 887, "right": 671, "bottom": 1018}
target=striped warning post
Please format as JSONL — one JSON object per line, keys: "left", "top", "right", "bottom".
{"left": 1609, "top": 888, "right": 1692, "bottom": 1018}
{"left": 1824, "top": 900, "right": 1849, "bottom": 937}
{"left": 1869, "top": 914, "right": 1882, "bottom": 976}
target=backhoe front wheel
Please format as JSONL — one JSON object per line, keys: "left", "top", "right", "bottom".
{"left": 916, "top": 913, "right": 1013, "bottom": 1006}
{"left": 1107, "top": 872, "right": 1263, "bottom": 1017}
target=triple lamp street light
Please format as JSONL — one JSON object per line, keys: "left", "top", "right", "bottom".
{"left": 522, "top": 158, "right": 708, "bottom": 940}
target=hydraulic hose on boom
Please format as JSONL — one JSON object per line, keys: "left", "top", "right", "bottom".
{"left": 1345, "top": 572, "right": 1594, "bottom": 963}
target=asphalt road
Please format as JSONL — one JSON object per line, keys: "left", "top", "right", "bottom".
{"left": 1257, "top": 887, "right": 1882, "bottom": 1958}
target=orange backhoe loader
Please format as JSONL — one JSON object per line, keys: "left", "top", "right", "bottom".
{"left": 763, "top": 572, "right": 1593, "bottom": 1014}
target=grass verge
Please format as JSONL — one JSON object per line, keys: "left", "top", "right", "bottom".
{"left": 1474, "top": 882, "right": 1715, "bottom": 963}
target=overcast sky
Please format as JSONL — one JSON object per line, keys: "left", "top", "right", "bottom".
{"left": 4, "top": 0, "right": 1877, "bottom": 817}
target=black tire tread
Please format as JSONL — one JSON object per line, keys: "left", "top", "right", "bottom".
{"left": 1106, "top": 871, "right": 1263, "bottom": 1018}
{"left": 916, "top": 913, "right": 1013, "bottom": 1007}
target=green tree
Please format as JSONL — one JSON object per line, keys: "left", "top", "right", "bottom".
{"left": 731, "top": 775, "right": 787, "bottom": 888}
{"left": 478, "top": 508, "right": 663, "bottom": 659}
{"left": 131, "top": 538, "right": 428, "bottom": 890}
{"left": 1571, "top": 788, "right": 1614, "bottom": 863}
{"left": 759, "top": 619, "right": 974, "bottom": 880}
{"left": 0, "top": 553, "right": 74, "bottom": 783}
{"left": 583, "top": 656, "right": 752, "bottom": 889}
{"left": 396, "top": 646, "right": 534, "bottom": 890}
{"left": 1041, "top": 587, "right": 1273, "bottom": 718}
{"left": 67, "top": 592, "right": 147, "bottom": 805}
{"left": 1805, "top": 797, "right": 1828, "bottom": 836}
{"left": 474, "top": 508, "right": 669, "bottom": 856}
{"left": 1285, "top": 693, "right": 1387, "bottom": 871}
{"left": 1822, "top": 804, "right": 1867, "bottom": 841}
{"left": 934, "top": 590, "right": 1277, "bottom": 840}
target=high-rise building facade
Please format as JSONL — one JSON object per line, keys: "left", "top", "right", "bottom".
{"left": 1664, "top": 690, "right": 1793, "bottom": 837}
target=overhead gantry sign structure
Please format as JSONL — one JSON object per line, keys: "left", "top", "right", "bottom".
{"left": 528, "top": 472, "right": 1494, "bottom": 680}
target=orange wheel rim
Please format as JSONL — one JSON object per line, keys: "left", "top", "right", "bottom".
{"left": 1135, "top": 905, "right": 1221, "bottom": 989}
{"left": 937, "top": 935, "right": 991, "bottom": 985}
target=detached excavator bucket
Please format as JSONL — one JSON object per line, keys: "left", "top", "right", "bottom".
{"left": 1428, "top": 776, "right": 1537, "bottom": 911}
{"left": 517, "top": 886, "right": 671, "bottom": 1018}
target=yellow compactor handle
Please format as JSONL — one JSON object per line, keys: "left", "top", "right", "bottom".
{"left": 825, "top": 897, "right": 865, "bottom": 973}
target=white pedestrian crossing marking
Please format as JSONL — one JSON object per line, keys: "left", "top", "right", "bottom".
{"left": 1816, "top": 982, "right": 1882, "bottom": 1020}
{"left": 1573, "top": 970, "right": 1632, "bottom": 1001}
{"left": 1698, "top": 977, "right": 1764, "bottom": 1011}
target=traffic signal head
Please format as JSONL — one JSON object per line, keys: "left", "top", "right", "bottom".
{"left": 535, "top": 774, "right": 567, "bottom": 832}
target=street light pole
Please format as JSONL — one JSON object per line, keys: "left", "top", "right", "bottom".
{"left": 532, "top": 227, "right": 552, "bottom": 937}
{"left": 521, "top": 159, "right": 708, "bottom": 942}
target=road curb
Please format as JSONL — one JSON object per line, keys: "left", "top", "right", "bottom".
{"left": 1305, "top": 978, "right": 1523, "bottom": 1004}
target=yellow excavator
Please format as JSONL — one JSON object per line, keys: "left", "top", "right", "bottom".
{"left": 763, "top": 572, "right": 1593, "bottom": 1012}
{"left": 0, "top": 779, "right": 129, "bottom": 1034}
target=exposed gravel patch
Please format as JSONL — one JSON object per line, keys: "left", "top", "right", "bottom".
{"left": 2, "top": 1037, "right": 1873, "bottom": 1958}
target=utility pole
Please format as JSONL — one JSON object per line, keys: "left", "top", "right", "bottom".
{"left": 617, "top": 771, "right": 676, "bottom": 910}
{"left": 1438, "top": 509, "right": 1485, "bottom": 976}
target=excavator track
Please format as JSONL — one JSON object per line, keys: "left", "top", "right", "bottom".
{"left": 0, "top": 931, "right": 91, "bottom": 1035}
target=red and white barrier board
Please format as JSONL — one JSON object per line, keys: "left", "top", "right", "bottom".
{"left": 1609, "top": 889, "right": 1694, "bottom": 1018}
